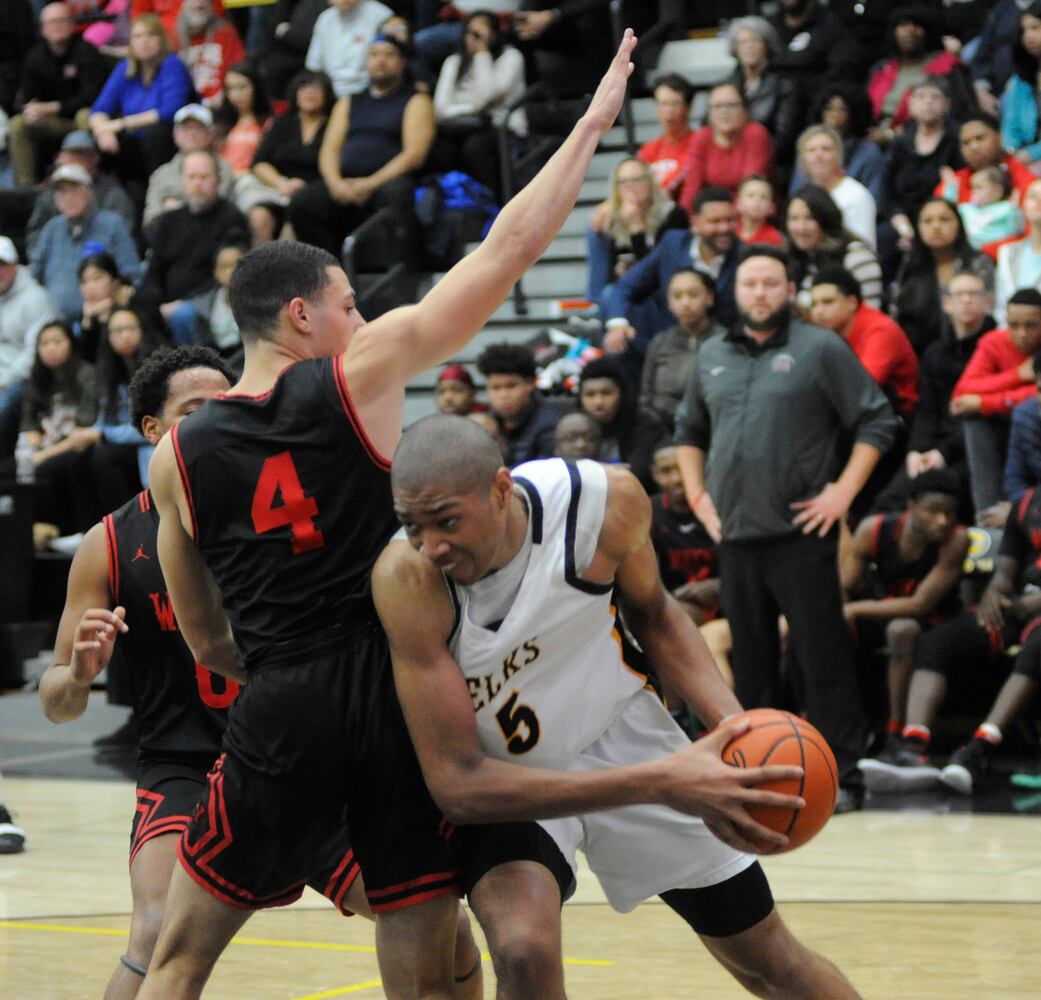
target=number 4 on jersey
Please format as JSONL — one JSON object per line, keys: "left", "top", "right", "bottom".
{"left": 496, "top": 691, "right": 541, "bottom": 754}
{"left": 251, "top": 451, "right": 325, "bottom": 553}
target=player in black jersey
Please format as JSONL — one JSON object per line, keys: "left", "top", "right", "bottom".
{"left": 139, "top": 32, "right": 641, "bottom": 1000}
{"left": 841, "top": 470, "right": 967, "bottom": 752}
{"left": 859, "top": 484, "right": 1041, "bottom": 795}
{"left": 38, "top": 348, "right": 448, "bottom": 999}
{"left": 38, "top": 347, "right": 242, "bottom": 998}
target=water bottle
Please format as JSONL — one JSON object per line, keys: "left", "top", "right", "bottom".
{"left": 15, "top": 432, "right": 35, "bottom": 485}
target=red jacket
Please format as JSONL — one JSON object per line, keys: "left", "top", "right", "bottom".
{"left": 132, "top": 0, "right": 225, "bottom": 45}
{"left": 639, "top": 131, "right": 697, "bottom": 199}
{"left": 845, "top": 303, "right": 919, "bottom": 416}
{"left": 678, "top": 122, "right": 773, "bottom": 215}
{"left": 934, "top": 152, "right": 1035, "bottom": 204}
{"left": 867, "top": 51, "right": 964, "bottom": 128}
{"left": 952, "top": 327, "right": 1035, "bottom": 416}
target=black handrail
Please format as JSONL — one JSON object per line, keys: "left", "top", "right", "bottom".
{"left": 609, "top": 1, "right": 636, "bottom": 155}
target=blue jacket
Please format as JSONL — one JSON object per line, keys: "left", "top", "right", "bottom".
{"left": 1002, "top": 75, "right": 1041, "bottom": 162}
{"left": 91, "top": 53, "right": 194, "bottom": 126}
{"left": 973, "top": 1, "right": 1025, "bottom": 94}
{"left": 1005, "top": 395, "right": 1041, "bottom": 501}
{"left": 603, "top": 230, "right": 740, "bottom": 338}
{"left": 30, "top": 207, "right": 142, "bottom": 320}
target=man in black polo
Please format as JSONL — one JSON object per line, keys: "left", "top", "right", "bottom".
{"left": 674, "top": 245, "right": 898, "bottom": 812}
{"left": 8, "top": 3, "right": 109, "bottom": 186}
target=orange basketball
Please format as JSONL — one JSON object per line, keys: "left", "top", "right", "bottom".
{"left": 721, "top": 708, "right": 839, "bottom": 855}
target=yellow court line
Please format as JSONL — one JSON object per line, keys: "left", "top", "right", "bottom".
{"left": 0, "top": 922, "right": 613, "bottom": 966}
{"left": 292, "top": 980, "right": 384, "bottom": 999}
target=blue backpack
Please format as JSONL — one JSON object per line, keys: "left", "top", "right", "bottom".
{"left": 415, "top": 171, "right": 500, "bottom": 266}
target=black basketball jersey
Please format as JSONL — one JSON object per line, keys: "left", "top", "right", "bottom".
{"left": 866, "top": 513, "right": 961, "bottom": 618}
{"left": 650, "top": 493, "right": 718, "bottom": 591}
{"left": 103, "top": 490, "right": 238, "bottom": 761}
{"left": 1002, "top": 488, "right": 1041, "bottom": 589}
{"left": 171, "top": 356, "right": 399, "bottom": 669}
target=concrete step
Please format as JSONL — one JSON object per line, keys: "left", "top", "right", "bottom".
{"left": 516, "top": 260, "right": 588, "bottom": 296}
{"left": 653, "top": 37, "right": 734, "bottom": 88}
{"left": 462, "top": 233, "right": 587, "bottom": 261}
{"left": 560, "top": 204, "right": 596, "bottom": 236}
{"left": 404, "top": 392, "right": 437, "bottom": 425}
{"left": 602, "top": 119, "right": 663, "bottom": 148}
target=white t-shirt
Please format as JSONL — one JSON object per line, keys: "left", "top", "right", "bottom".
{"left": 305, "top": 0, "right": 393, "bottom": 98}
{"left": 829, "top": 174, "right": 877, "bottom": 250}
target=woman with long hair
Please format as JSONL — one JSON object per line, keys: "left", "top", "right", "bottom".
{"left": 250, "top": 69, "right": 335, "bottom": 244}
{"left": 214, "top": 61, "right": 276, "bottom": 245}
{"left": 785, "top": 184, "right": 883, "bottom": 313}
{"left": 1001, "top": 2, "right": 1041, "bottom": 168}
{"left": 84, "top": 307, "right": 165, "bottom": 512}
{"left": 892, "top": 196, "right": 995, "bottom": 354}
{"left": 429, "top": 9, "right": 526, "bottom": 201}
{"left": 587, "top": 157, "right": 688, "bottom": 317}
{"left": 76, "top": 252, "right": 137, "bottom": 364}
{"left": 17, "top": 322, "right": 100, "bottom": 535}
{"left": 88, "top": 13, "right": 194, "bottom": 183}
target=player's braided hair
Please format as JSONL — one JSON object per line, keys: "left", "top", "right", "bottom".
{"left": 129, "top": 345, "right": 233, "bottom": 430}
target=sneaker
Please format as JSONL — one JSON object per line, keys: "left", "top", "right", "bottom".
{"left": 858, "top": 737, "right": 942, "bottom": 793}
{"left": 940, "top": 738, "right": 992, "bottom": 795}
{"left": 0, "top": 804, "right": 25, "bottom": 854}
{"left": 1010, "top": 755, "right": 1041, "bottom": 790}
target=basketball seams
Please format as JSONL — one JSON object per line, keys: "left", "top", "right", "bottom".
{"left": 722, "top": 709, "right": 837, "bottom": 854}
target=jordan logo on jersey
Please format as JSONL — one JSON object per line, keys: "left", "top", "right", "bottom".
{"left": 466, "top": 638, "right": 540, "bottom": 712}
{"left": 132, "top": 545, "right": 150, "bottom": 562}
{"left": 149, "top": 592, "right": 178, "bottom": 632}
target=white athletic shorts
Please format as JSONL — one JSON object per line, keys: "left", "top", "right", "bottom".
{"left": 538, "top": 688, "right": 756, "bottom": 913}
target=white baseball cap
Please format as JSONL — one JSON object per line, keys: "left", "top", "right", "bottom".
{"left": 0, "top": 236, "right": 17, "bottom": 264}
{"left": 174, "top": 103, "right": 214, "bottom": 127}
{"left": 51, "top": 163, "right": 93, "bottom": 187}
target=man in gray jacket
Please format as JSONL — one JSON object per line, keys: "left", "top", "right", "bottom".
{"left": 675, "top": 244, "right": 898, "bottom": 812}
{"left": 0, "top": 235, "right": 59, "bottom": 458}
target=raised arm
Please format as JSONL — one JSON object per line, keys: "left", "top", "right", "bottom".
{"left": 150, "top": 436, "right": 245, "bottom": 683}
{"left": 344, "top": 30, "right": 639, "bottom": 410}
{"left": 39, "top": 524, "right": 127, "bottom": 723}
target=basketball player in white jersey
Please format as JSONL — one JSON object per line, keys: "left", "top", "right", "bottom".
{"left": 373, "top": 413, "right": 860, "bottom": 998}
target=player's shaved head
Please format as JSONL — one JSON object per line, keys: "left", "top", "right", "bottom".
{"left": 393, "top": 413, "right": 505, "bottom": 496}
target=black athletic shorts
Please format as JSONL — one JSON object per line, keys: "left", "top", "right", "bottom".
{"left": 178, "top": 625, "right": 460, "bottom": 913}
{"left": 131, "top": 760, "right": 210, "bottom": 867}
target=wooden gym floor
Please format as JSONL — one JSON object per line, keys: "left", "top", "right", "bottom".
{"left": 2, "top": 692, "right": 1041, "bottom": 998}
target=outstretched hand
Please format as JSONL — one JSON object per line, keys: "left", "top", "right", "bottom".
{"left": 583, "top": 29, "right": 638, "bottom": 135}
{"left": 70, "top": 606, "right": 128, "bottom": 686}
{"left": 658, "top": 719, "right": 804, "bottom": 853}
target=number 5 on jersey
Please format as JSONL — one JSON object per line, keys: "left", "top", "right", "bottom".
{"left": 251, "top": 451, "right": 325, "bottom": 553}
{"left": 496, "top": 691, "right": 541, "bottom": 754}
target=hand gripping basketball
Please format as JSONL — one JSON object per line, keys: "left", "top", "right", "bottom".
{"left": 718, "top": 708, "right": 839, "bottom": 855}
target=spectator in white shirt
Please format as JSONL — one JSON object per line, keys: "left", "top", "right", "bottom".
{"left": 305, "top": 0, "right": 393, "bottom": 98}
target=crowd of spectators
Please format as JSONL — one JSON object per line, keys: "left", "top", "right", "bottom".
{"left": 6, "top": 0, "right": 1041, "bottom": 818}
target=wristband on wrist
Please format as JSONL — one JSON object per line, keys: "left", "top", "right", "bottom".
{"left": 689, "top": 489, "right": 704, "bottom": 509}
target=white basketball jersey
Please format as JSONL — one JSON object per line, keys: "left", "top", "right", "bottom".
{"left": 447, "top": 458, "right": 646, "bottom": 769}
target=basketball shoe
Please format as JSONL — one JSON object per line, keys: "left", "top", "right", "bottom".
{"left": 940, "top": 738, "right": 993, "bottom": 795}
{"left": 1010, "top": 755, "right": 1041, "bottom": 790}
{"left": 858, "top": 736, "right": 942, "bottom": 793}
{"left": 0, "top": 804, "right": 25, "bottom": 854}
